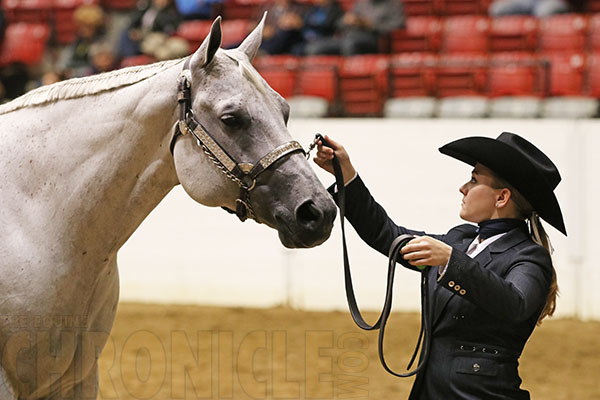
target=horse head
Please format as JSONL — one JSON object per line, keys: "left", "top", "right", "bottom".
{"left": 171, "top": 16, "right": 336, "bottom": 248}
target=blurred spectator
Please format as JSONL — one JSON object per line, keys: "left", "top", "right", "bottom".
{"left": 58, "top": 4, "right": 107, "bottom": 77}
{"left": 489, "top": 0, "right": 571, "bottom": 17}
{"left": 259, "top": 0, "right": 305, "bottom": 55}
{"left": 304, "top": 0, "right": 405, "bottom": 56}
{"left": 174, "top": 0, "right": 222, "bottom": 20}
{"left": 140, "top": 31, "right": 189, "bottom": 60}
{"left": 117, "top": 0, "right": 182, "bottom": 59}
{"left": 89, "top": 42, "right": 118, "bottom": 74}
{"left": 294, "top": 0, "right": 343, "bottom": 55}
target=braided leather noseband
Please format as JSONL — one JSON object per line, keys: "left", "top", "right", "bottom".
{"left": 170, "top": 58, "right": 305, "bottom": 222}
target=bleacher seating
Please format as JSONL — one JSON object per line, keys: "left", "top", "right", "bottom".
{"left": 0, "top": 23, "right": 51, "bottom": 66}
{"left": 3, "top": 0, "right": 600, "bottom": 118}
{"left": 441, "top": 15, "right": 490, "bottom": 53}
{"left": 489, "top": 16, "right": 538, "bottom": 52}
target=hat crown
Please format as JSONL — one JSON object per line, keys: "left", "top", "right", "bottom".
{"left": 497, "top": 132, "right": 561, "bottom": 189}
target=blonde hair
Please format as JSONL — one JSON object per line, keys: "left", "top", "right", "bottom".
{"left": 490, "top": 174, "right": 558, "bottom": 325}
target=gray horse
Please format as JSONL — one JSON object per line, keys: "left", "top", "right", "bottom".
{"left": 0, "top": 17, "right": 336, "bottom": 399}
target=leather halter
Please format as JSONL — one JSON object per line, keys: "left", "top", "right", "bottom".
{"left": 170, "top": 57, "right": 305, "bottom": 222}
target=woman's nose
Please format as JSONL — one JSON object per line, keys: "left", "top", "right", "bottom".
{"left": 459, "top": 183, "right": 467, "bottom": 195}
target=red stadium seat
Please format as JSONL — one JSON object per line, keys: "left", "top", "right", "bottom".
{"left": 254, "top": 54, "right": 300, "bottom": 70}
{"left": 588, "top": 14, "right": 600, "bottom": 52}
{"left": 542, "top": 52, "right": 586, "bottom": 96}
{"left": 339, "top": 55, "right": 389, "bottom": 116}
{"left": 586, "top": 52, "right": 600, "bottom": 96}
{"left": 2, "top": 0, "right": 53, "bottom": 24}
{"left": 389, "top": 52, "right": 437, "bottom": 97}
{"left": 176, "top": 20, "right": 213, "bottom": 53}
{"left": 442, "top": 15, "right": 490, "bottom": 54}
{"left": 221, "top": 19, "right": 251, "bottom": 48}
{"left": 254, "top": 56, "right": 300, "bottom": 99}
{"left": 0, "top": 23, "right": 51, "bottom": 66}
{"left": 437, "top": 0, "right": 490, "bottom": 15}
{"left": 222, "top": 0, "right": 265, "bottom": 20}
{"left": 390, "top": 16, "right": 442, "bottom": 53}
{"left": 402, "top": 0, "right": 438, "bottom": 16}
{"left": 538, "top": 14, "right": 587, "bottom": 53}
{"left": 259, "top": 69, "right": 296, "bottom": 98}
{"left": 489, "top": 16, "right": 538, "bottom": 52}
{"left": 434, "top": 53, "right": 488, "bottom": 97}
{"left": 488, "top": 52, "right": 545, "bottom": 97}
{"left": 295, "top": 56, "right": 342, "bottom": 102}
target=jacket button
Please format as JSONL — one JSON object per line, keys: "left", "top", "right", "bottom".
{"left": 448, "top": 281, "right": 455, "bottom": 288}
{"left": 473, "top": 363, "right": 480, "bottom": 372}
{"left": 454, "top": 284, "right": 461, "bottom": 291}
{"left": 460, "top": 289, "right": 466, "bottom": 295}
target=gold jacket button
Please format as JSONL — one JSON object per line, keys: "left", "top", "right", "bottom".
{"left": 454, "top": 284, "right": 461, "bottom": 291}
{"left": 460, "top": 289, "right": 466, "bottom": 295}
{"left": 473, "top": 363, "right": 480, "bottom": 372}
{"left": 448, "top": 281, "right": 455, "bottom": 288}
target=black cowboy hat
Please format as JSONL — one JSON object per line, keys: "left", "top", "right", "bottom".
{"left": 439, "top": 132, "right": 566, "bottom": 235}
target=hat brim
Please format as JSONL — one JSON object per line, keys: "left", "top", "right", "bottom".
{"left": 439, "top": 137, "right": 566, "bottom": 235}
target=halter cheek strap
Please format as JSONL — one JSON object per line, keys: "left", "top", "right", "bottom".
{"left": 169, "top": 57, "right": 306, "bottom": 222}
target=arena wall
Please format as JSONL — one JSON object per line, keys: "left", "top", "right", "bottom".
{"left": 117, "top": 119, "right": 600, "bottom": 321}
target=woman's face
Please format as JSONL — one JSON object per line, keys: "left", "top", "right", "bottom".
{"left": 458, "top": 163, "right": 502, "bottom": 223}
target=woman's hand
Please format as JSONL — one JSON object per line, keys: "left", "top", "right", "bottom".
{"left": 312, "top": 135, "right": 356, "bottom": 185}
{"left": 400, "top": 236, "right": 452, "bottom": 268}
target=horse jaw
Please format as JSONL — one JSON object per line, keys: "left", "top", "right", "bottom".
{"left": 237, "top": 12, "right": 266, "bottom": 62}
{"left": 191, "top": 16, "right": 222, "bottom": 68}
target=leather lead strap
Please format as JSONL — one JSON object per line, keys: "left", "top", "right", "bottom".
{"left": 322, "top": 134, "right": 431, "bottom": 378}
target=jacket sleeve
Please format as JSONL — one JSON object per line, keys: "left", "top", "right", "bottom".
{"left": 329, "top": 174, "right": 444, "bottom": 258}
{"left": 438, "top": 245, "right": 553, "bottom": 323}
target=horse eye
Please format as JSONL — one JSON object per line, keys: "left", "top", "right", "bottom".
{"left": 220, "top": 114, "right": 240, "bottom": 127}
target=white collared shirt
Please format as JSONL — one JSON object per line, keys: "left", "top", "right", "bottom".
{"left": 438, "top": 232, "right": 507, "bottom": 278}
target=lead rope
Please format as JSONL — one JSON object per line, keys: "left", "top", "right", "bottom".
{"left": 308, "top": 134, "right": 431, "bottom": 378}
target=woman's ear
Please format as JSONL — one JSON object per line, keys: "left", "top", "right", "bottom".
{"left": 495, "top": 188, "right": 512, "bottom": 209}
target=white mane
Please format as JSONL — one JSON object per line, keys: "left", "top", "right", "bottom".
{"left": 0, "top": 58, "right": 183, "bottom": 115}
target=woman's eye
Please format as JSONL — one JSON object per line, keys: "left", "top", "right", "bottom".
{"left": 470, "top": 177, "right": 477, "bottom": 184}
{"left": 221, "top": 114, "right": 239, "bottom": 127}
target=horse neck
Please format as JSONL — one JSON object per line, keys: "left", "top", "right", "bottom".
{"left": 22, "top": 66, "right": 181, "bottom": 258}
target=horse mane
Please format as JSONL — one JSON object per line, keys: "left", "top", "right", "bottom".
{"left": 0, "top": 58, "right": 183, "bottom": 115}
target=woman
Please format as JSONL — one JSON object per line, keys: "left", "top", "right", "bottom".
{"left": 313, "top": 132, "right": 566, "bottom": 399}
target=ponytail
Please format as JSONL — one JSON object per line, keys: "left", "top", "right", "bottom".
{"left": 491, "top": 174, "right": 558, "bottom": 325}
{"left": 528, "top": 212, "right": 558, "bottom": 325}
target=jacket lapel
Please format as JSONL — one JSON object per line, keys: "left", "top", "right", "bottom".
{"left": 431, "top": 227, "right": 529, "bottom": 327}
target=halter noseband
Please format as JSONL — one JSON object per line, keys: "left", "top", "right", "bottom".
{"left": 170, "top": 58, "right": 305, "bottom": 222}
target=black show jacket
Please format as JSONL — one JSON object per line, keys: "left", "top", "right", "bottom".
{"left": 331, "top": 175, "right": 553, "bottom": 400}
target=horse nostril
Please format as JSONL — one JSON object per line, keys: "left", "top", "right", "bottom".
{"left": 296, "top": 200, "right": 323, "bottom": 225}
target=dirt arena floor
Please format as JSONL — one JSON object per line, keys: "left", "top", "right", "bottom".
{"left": 97, "top": 302, "right": 600, "bottom": 400}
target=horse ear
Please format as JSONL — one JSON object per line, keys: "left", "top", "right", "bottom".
{"left": 237, "top": 12, "right": 266, "bottom": 62}
{"left": 191, "top": 16, "right": 222, "bottom": 68}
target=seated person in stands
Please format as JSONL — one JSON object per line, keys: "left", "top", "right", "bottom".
{"left": 489, "top": 0, "right": 574, "bottom": 17}
{"left": 174, "top": 0, "right": 222, "bottom": 20}
{"left": 259, "top": 0, "right": 305, "bottom": 55}
{"left": 294, "top": 0, "right": 343, "bottom": 55}
{"left": 117, "top": 0, "right": 182, "bottom": 59}
{"left": 304, "top": 0, "right": 405, "bottom": 56}
{"left": 59, "top": 4, "right": 107, "bottom": 77}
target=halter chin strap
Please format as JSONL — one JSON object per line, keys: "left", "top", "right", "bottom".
{"left": 170, "top": 57, "right": 306, "bottom": 222}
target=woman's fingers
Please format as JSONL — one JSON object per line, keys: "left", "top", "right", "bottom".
{"left": 400, "top": 236, "right": 452, "bottom": 267}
